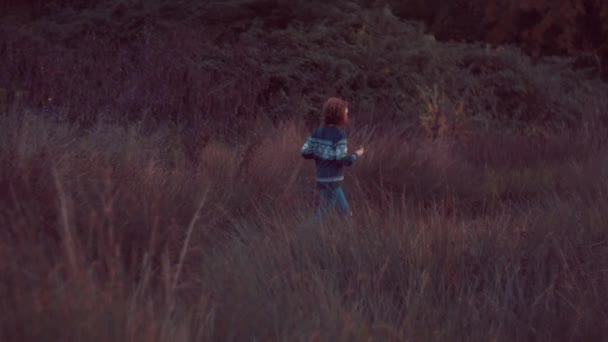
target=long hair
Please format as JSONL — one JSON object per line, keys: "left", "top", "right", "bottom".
{"left": 321, "top": 97, "right": 348, "bottom": 126}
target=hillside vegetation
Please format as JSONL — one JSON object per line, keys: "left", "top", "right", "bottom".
{"left": 1, "top": 1, "right": 608, "bottom": 341}
{"left": 2, "top": 1, "right": 607, "bottom": 133}
{"left": 390, "top": 0, "right": 608, "bottom": 75}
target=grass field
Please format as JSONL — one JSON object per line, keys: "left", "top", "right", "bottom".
{"left": 1, "top": 1, "right": 608, "bottom": 341}
{"left": 1, "top": 111, "right": 607, "bottom": 341}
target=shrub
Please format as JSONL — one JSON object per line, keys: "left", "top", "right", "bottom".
{"left": 1, "top": 1, "right": 607, "bottom": 137}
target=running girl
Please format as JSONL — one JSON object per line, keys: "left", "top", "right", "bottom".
{"left": 301, "top": 97, "right": 364, "bottom": 221}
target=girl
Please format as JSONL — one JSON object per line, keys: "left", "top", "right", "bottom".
{"left": 301, "top": 97, "right": 365, "bottom": 222}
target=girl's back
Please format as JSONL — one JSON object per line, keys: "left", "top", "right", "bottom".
{"left": 300, "top": 97, "right": 364, "bottom": 221}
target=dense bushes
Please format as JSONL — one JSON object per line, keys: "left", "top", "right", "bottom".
{"left": 389, "top": 0, "right": 608, "bottom": 78}
{"left": 1, "top": 0, "right": 607, "bottom": 140}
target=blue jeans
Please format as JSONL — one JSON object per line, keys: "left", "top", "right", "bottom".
{"left": 315, "top": 185, "right": 352, "bottom": 223}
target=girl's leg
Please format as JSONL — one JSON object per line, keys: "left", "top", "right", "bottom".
{"left": 316, "top": 186, "right": 338, "bottom": 224}
{"left": 335, "top": 187, "right": 353, "bottom": 219}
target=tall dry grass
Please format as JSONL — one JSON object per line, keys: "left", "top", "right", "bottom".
{"left": 1, "top": 2, "right": 607, "bottom": 340}
{"left": 1, "top": 111, "right": 607, "bottom": 341}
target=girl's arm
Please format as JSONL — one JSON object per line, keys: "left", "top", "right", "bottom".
{"left": 335, "top": 139, "right": 358, "bottom": 166}
{"left": 301, "top": 137, "right": 314, "bottom": 159}
{"left": 338, "top": 153, "right": 358, "bottom": 166}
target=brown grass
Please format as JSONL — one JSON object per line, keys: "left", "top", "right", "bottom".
{"left": 1, "top": 2, "right": 608, "bottom": 340}
{"left": 1, "top": 111, "right": 607, "bottom": 341}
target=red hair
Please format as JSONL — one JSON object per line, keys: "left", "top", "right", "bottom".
{"left": 321, "top": 97, "right": 348, "bottom": 126}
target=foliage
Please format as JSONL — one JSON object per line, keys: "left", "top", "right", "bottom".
{"left": 1, "top": 0, "right": 607, "bottom": 140}
{"left": 389, "top": 0, "right": 608, "bottom": 78}
{"left": 1, "top": 3, "right": 608, "bottom": 339}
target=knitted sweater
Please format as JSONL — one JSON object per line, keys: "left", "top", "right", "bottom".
{"left": 301, "top": 125, "right": 358, "bottom": 187}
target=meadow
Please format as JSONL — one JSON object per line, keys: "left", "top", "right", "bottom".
{"left": 1, "top": 1, "right": 608, "bottom": 341}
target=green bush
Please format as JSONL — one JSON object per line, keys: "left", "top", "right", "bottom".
{"left": 1, "top": 1, "right": 606, "bottom": 138}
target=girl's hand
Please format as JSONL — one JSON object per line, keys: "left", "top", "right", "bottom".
{"left": 355, "top": 146, "right": 365, "bottom": 157}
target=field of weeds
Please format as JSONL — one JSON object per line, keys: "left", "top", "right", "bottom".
{"left": 1, "top": 112, "right": 608, "bottom": 340}
{"left": 1, "top": 1, "right": 608, "bottom": 341}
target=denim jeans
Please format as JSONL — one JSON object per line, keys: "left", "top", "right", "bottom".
{"left": 315, "top": 185, "right": 352, "bottom": 223}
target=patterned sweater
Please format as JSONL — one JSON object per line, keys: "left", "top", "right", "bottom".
{"left": 301, "top": 125, "right": 358, "bottom": 187}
